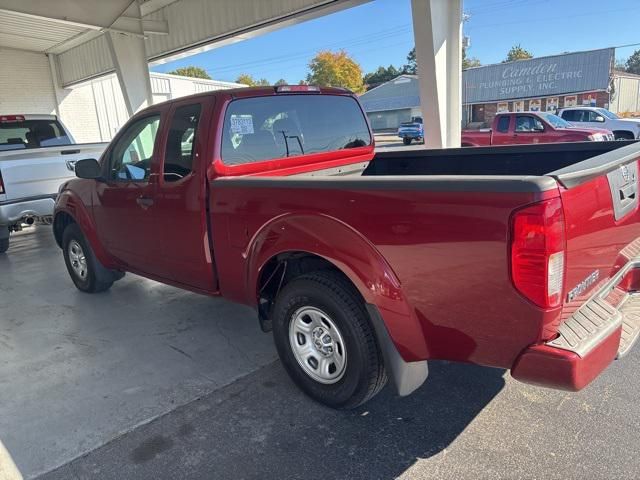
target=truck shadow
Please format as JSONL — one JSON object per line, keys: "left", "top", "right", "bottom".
{"left": 271, "top": 360, "right": 507, "bottom": 480}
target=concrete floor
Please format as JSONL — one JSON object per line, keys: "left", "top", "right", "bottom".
{"left": 0, "top": 227, "right": 276, "bottom": 478}
{"left": 2, "top": 226, "right": 640, "bottom": 480}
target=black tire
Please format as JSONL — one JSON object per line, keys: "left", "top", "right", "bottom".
{"left": 614, "top": 131, "right": 634, "bottom": 141}
{"left": 0, "top": 237, "right": 8, "bottom": 254}
{"left": 272, "top": 270, "right": 387, "bottom": 409}
{"left": 62, "top": 223, "right": 118, "bottom": 293}
{"left": 403, "top": 137, "right": 412, "bottom": 145}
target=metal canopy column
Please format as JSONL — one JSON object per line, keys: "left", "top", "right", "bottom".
{"left": 105, "top": 2, "right": 152, "bottom": 115}
{"left": 411, "top": 0, "right": 462, "bottom": 148}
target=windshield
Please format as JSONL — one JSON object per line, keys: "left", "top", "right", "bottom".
{"left": 597, "top": 108, "right": 619, "bottom": 120}
{"left": 0, "top": 119, "right": 72, "bottom": 152}
{"left": 538, "top": 112, "right": 573, "bottom": 129}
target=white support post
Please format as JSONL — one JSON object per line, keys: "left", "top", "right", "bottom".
{"left": 47, "top": 53, "right": 63, "bottom": 118}
{"left": 105, "top": 2, "right": 152, "bottom": 116}
{"left": 411, "top": 0, "right": 462, "bottom": 148}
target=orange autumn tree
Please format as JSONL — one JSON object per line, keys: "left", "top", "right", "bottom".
{"left": 306, "top": 50, "right": 365, "bottom": 94}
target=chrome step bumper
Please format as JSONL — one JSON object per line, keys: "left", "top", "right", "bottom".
{"left": 546, "top": 259, "right": 640, "bottom": 359}
{"left": 618, "top": 295, "right": 640, "bottom": 357}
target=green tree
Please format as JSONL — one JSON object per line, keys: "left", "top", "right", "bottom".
{"left": 463, "top": 47, "right": 481, "bottom": 69}
{"left": 236, "top": 74, "right": 271, "bottom": 86}
{"left": 625, "top": 49, "right": 640, "bottom": 75}
{"left": 274, "top": 78, "right": 288, "bottom": 86}
{"left": 306, "top": 50, "right": 365, "bottom": 94}
{"left": 403, "top": 47, "right": 417, "bottom": 74}
{"left": 166, "top": 66, "right": 211, "bottom": 79}
{"left": 236, "top": 74, "right": 256, "bottom": 86}
{"left": 363, "top": 65, "right": 401, "bottom": 88}
{"left": 403, "top": 46, "right": 480, "bottom": 73}
{"left": 504, "top": 44, "right": 533, "bottom": 62}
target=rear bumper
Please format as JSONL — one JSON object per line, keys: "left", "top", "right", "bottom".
{"left": 512, "top": 260, "right": 640, "bottom": 391}
{"left": 398, "top": 132, "right": 422, "bottom": 139}
{"left": 0, "top": 195, "right": 56, "bottom": 226}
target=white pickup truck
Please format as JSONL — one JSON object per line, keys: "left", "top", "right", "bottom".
{"left": 558, "top": 107, "right": 640, "bottom": 140}
{"left": 0, "top": 114, "right": 107, "bottom": 253}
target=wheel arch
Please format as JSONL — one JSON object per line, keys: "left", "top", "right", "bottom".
{"left": 247, "top": 213, "right": 428, "bottom": 363}
{"left": 612, "top": 130, "right": 635, "bottom": 140}
{"left": 54, "top": 192, "right": 114, "bottom": 268}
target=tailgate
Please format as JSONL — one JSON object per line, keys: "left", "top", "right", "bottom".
{"left": 0, "top": 144, "right": 107, "bottom": 200}
{"left": 551, "top": 142, "right": 640, "bottom": 309}
{"left": 511, "top": 142, "right": 640, "bottom": 391}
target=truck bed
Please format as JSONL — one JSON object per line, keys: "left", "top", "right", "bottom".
{"left": 211, "top": 139, "right": 640, "bottom": 373}
{"left": 364, "top": 141, "right": 635, "bottom": 179}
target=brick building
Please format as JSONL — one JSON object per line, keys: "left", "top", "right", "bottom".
{"left": 464, "top": 48, "right": 616, "bottom": 126}
{"left": 361, "top": 48, "right": 640, "bottom": 131}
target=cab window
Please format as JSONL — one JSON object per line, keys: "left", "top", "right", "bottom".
{"left": 221, "top": 95, "right": 371, "bottom": 166}
{"left": 496, "top": 116, "right": 510, "bottom": 133}
{"left": 515, "top": 115, "right": 544, "bottom": 132}
{"left": 163, "top": 104, "right": 201, "bottom": 182}
{"left": 108, "top": 115, "right": 160, "bottom": 182}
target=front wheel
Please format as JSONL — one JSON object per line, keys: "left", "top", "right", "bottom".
{"left": 403, "top": 137, "right": 412, "bottom": 145}
{"left": 62, "top": 223, "right": 121, "bottom": 293}
{"left": 272, "top": 270, "right": 387, "bottom": 409}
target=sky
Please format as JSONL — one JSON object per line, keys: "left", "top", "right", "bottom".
{"left": 151, "top": 0, "right": 640, "bottom": 84}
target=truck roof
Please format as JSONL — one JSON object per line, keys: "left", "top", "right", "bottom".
{"left": 149, "top": 85, "right": 354, "bottom": 108}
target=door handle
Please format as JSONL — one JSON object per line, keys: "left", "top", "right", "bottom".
{"left": 136, "top": 196, "right": 154, "bottom": 209}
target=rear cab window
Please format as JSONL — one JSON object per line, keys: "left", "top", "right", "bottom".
{"left": 220, "top": 94, "right": 371, "bottom": 167}
{"left": 496, "top": 115, "right": 510, "bottom": 133}
{"left": 0, "top": 118, "right": 72, "bottom": 152}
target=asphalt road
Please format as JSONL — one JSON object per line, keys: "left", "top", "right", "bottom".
{"left": 41, "top": 348, "right": 639, "bottom": 480}
{"left": 3, "top": 226, "right": 640, "bottom": 480}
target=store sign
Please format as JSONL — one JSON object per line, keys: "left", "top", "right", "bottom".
{"left": 463, "top": 48, "right": 613, "bottom": 103}
{"left": 529, "top": 99, "right": 541, "bottom": 111}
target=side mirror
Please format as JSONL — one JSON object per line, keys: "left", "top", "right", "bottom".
{"left": 595, "top": 115, "right": 605, "bottom": 123}
{"left": 74, "top": 158, "right": 102, "bottom": 180}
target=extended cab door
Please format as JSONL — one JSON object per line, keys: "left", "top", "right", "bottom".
{"left": 93, "top": 112, "right": 165, "bottom": 274}
{"left": 152, "top": 98, "right": 218, "bottom": 291}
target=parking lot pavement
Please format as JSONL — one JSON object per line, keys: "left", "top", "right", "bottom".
{"left": 0, "top": 227, "right": 276, "bottom": 479}
{"left": 40, "top": 348, "right": 640, "bottom": 480}
{"left": 4, "top": 227, "right": 640, "bottom": 480}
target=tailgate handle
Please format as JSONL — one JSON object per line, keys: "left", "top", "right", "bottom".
{"left": 619, "top": 183, "right": 637, "bottom": 202}
{"left": 61, "top": 149, "right": 81, "bottom": 155}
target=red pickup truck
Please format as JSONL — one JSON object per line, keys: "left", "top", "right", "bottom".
{"left": 462, "top": 111, "right": 615, "bottom": 147}
{"left": 54, "top": 86, "right": 640, "bottom": 409}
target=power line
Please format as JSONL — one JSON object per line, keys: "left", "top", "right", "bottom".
{"left": 205, "top": 24, "right": 412, "bottom": 75}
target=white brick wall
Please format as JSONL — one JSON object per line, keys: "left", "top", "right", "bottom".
{"left": 57, "top": 84, "right": 103, "bottom": 143}
{"left": 0, "top": 48, "right": 56, "bottom": 115}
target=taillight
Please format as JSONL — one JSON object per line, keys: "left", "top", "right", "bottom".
{"left": 0, "top": 170, "right": 4, "bottom": 194}
{"left": 510, "top": 197, "right": 566, "bottom": 309}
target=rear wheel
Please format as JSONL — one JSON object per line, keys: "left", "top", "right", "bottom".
{"left": 614, "top": 131, "right": 634, "bottom": 141}
{"left": 403, "top": 137, "right": 412, "bottom": 145}
{"left": 0, "top": 237, "right": 8, "bottom": 254}
{"left": 62, "top": 223, "right": 121, "bottom": 293}
{"left": 272, "top": 270, "right": 387, "bottom": 409}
